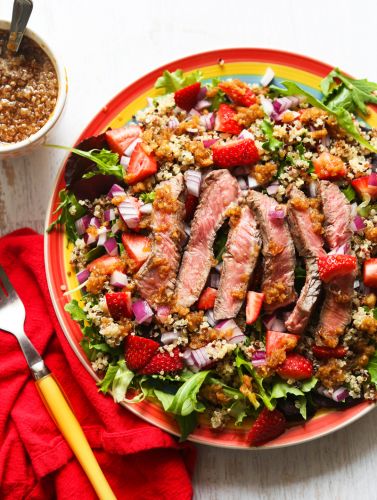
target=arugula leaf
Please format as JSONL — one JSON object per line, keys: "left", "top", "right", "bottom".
{"left": 139, "top": 191, "right": 156, "bottom": 203}
{"left": 64, "top": 300, "right": 87, "bottom": 323}
{"left": 46, "top": 189, "right": 86, "bottom": 242}
{"left": 228, "top": 399, "right": 249, "bottom": 425}
{"left": 154, "top": 69, "right": 203, "bottom": 94}
{"left": 321, "top": 68, "right": 377, "bottom": 115}
{"left": 213, "top": 224, "right": 230, "bottom": 262}
{"left": 294, "top": 265, "right": 306, "bottom": 293}
{"left": 111, "top": 360, "right": 134, "bottom": 403}
{"left": 367, "top": 351, "right": 377, "bottom": 386}
{"left": 208, "top": 77, "right": 228, "bottom": 111}
{"left": 295, "top": 396, "right": 308, "bottom": 419}
{"left": 270, "top": 81, "right": 377, "bottom": 153}
{"left": 153, "top": 389, "right": 175, "bottom": 411}
{"left": 235, "top": 351, "right": 274, "bottom": 410}
{"left": 270, "top": 381, "right": 304, "bottom": 399}
{"left": 48, "top": 144, "right": 124, "bottom": 180}
{"left": 98, "top": 364, "right": 119, "bottom": 393}
{"left": 175, "top": 413, "right": 198, "bottom": 441}
{"left": 260, "top": 119, "right": 283, "bottom": 152}
{"left": 168, "top": 370, "right": 210, "bottom": 416}
{"left": 299, "top": 377, "right": 318, "bottom": 392}
{"left": 342, "top": 184, "right": 357, "bottom": 203}
{"left": 85, "top": 245, "right": 106, "bottom": 263}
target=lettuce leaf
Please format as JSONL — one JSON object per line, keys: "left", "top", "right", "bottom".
{"left": 111, "top": 360, "right": 134, "bottom": 403}
{"left": 64, "top": 299, "right": 87, "bottom": 323}
{"left": 98, "top": 364, "right": 119, "bottom": 393}
{"left": 139, "top": 191, "right": 156, "bottom": 203}
{"left": 235, "top": 351, "right": 274, "bottom": 410}
{"left": 367, "top": 351, "right": 377, "bottom": 386}
{"left": 154, "top": 69, "right": 203, "bottom": 94}
{"left": 260, "top": 119, "right": 283, "bottom": 152}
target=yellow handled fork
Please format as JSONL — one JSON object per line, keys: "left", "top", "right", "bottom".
{"left": 0, "top": 267, "right": 116, "bottom": 500}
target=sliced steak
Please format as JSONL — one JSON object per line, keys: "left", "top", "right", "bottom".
{"left": 285, "top": 186, "right": 325, "bottom": 334}
{"left": 315, "top": 181, "right": 355, "bottom": 347}
{"left": 135, "top": 174, "right": 186, "bottom": 307}
{"left": 318, "top": 180, "right": 352, "bottom": 250}
{"left": 214, "top": 204, "right": 261, "bottom": 321}
{"left": 247, "top": 191, "right": 296, "bottom": 314}
{"left": 175, "top": 170, "right": 240, "bottom": 308}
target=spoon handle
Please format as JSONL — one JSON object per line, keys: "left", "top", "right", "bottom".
{"left": 7, "top": 0, "right": 33, "bottom": 53}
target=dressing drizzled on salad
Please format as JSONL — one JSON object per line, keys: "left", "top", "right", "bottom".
{"left": 49, "top": 64, "right": 377, "bottom": 445}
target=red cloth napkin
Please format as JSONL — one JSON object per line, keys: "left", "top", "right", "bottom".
{"left": 0, "top": 229, "right": 195, "bottom": 500}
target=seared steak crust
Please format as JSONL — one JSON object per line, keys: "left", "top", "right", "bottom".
{"left": 214, "top": 204, "right": 261, "bottom": 321}
{"left": 247, "top": 190, "right": 296, "bottom": 314}
{"left": 135, "top": 174, "right": 186, "bottom": 307}
{"left": 175, "top": 169, "right": 240, "bottom": 308}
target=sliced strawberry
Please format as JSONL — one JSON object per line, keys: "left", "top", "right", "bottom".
{"left": 184, "top": 193, "right": 199, "bottom": 222}
{"left": 139, "top": 347, "right": 183, "bottom": 375}
{"left": 352, "top": 175, "right": 377, "bottom": 200}
{"left": 247, "top": 408, "right": 286, "bottom": 446}
{"left": 174, "top": 82, "right": 201, "bottom": 111}
{"left": 318, "top": 254, "right": 357, "bottom": 283}
{"left": 105, "top": 125, "right": 142, "bottom": 157}
{"left": 124, "top": 335, "right": 159, "bottom": 371}
{"left": 105, "top": 292, "right": 133, "bottom": 320}
{"left": 125, "top": 143, "right": 158, "bottom": 185}
{"left": 218, "top": 79, "right": 256, "bottom": 107}
{"left": 198, "top": 287, "right": 218, "bottom": 310}
{"left": 122, "top": 233, "right": 151, "bottom": 271}
{"left": 313, "top": 152, "right": 346, "bottom": 179}
{"left": 276, "top": 353, "right": 313, "bottom": 381}
{"left": 266, "top": 330, "right": 299, "bottom": 368}
{"left": 87, "top": 255, "right": 124, "bottom": 274}
{"left": 363, "top": 258, "right": 377, "bottom": 287}
{"left": 212, "top": 138, "right": 259, "bottom": 168}
{"left": 246, "top": 291, "right": 264, "bottom": 324}
{"left": 214, "top": 104, "right": 242, "bottom": 135}
{"left": 312, "top": 345, "right": 347, "bottom": 359}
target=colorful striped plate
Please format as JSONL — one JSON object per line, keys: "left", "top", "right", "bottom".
{"left": 44, "top": 48, "right": 377, "bottom": 449}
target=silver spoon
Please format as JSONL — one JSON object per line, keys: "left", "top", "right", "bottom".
{"left": 7, "top": 0, "right": 33, "bottom": 53}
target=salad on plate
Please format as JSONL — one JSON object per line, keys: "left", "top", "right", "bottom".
{"left": 48, "top": 64, "right": 377, "bottom": 446}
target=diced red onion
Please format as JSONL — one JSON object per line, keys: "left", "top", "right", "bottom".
{"left": 84, "top": 232, "right": 97, "bottom": 245}
{"left": 268, "top": 207, "right": 285, "bottom": 220}
{"left": 332, "top": 387, "right": 349, "bottom": 402}
{"left": 351, "top": 215, "right": 365, "bottom": 232}
{"left": 248, "top": 176, "right": 259, "bottom": 189}
{"left": 118, "top": 198, "right": 141, "bottom": 229}
{"left": 197, "top": 86, "right": 207, "bottom": 101}
{"left": 308, "top": 181, "right": 318, "bottom": 198}
{"left": 185, "top": 170, "right": 202, "bottom": 197}
{"left": 111, "top": 219, "right": 122, "bottom": 234}
{"left": 191, "top": 346, "right": 212, "bottom": 369}
{"left": 132, "top": 299, "right": 154, "bottom": 324}
{"left": 110, "top": 270, "right": 128, "bottom": 287}
{"left": 238, "top": 129, "right": 254, "bottom": 140}
{"left": 90, "top": 217, "right": 101, "bottom": 228}
{"left": 199, "top": 113, "right": 215, "bottom": 130}
{"left": 108, "top": 184, "right": 125, "bottom": 198}
{"left": 263, "top": 315, "right": 286, "bottom": 332}
{"left": 252, "top": 350, "right": 267, "bottom": 367}
{"left": 97, "top": 227, "right": 108, "bottom": 247}
{"left": 368, "top": 172, "right": 377, "bottom": 187}
{"left": 215, "top": 262, "right": 223, "bottom": 273}
{"left": 161, "top": 331, "right": 180, "bottom": 345}
{"left": 260, "top": 97, "right": 274, "bottom": 116}
{"left": 237, "top": 177, "right": 248, "bottom": 190}
{"left": 104, "top": 237, "right": 118, "bottom": 256}
{"left": 156, "top": 305, "right": 171, "bottom": 322}
{"left": 76, "top": 268, "right": 90, "bottom": 284}
{"left": 231, "top": 334, "right": 247, "bottom": 344}
{"left": 75, "top": 215, "right": 91, "bottom": 235}
{"left": 104, "top": 209, "right": 115, "bottom": 222}
{"left": 215, "top": 319, "right": 244, "bottom": 342}
{"left": 205, "top": 309, "right": 216, "bottom": 327}
{"left": 195, "top": 99, "right": 211, "bottom": 111}
{"left": 203, "top": 138, "right": 218, "bottom": 148}
{"left": 124, "top": 138, "right": 141, "bottom": 157}
{"left": 120, "top": 155, "right": 130, "bottom": 167}
{"left": 140, "top": 203, "right": 153, "bottom": 215}
{"left": 273, "top": 97, "right": 292, "bottom": 114}
{"left": 266, "top": 182, "right": 279, "bottom": 195}
{"left": 168, "top": 116, "right": 179, "bottom": 129}
{"left": 209, "top": 271, "right": 220, "bottom": 289}
{"left": 350, "top": 203, "right": 358, "bottom": 218}
{"left": 182, "top": 349, "right": 195, "bottom": 366}
{"left": 328, "top": 243, "right": 349, "bottom": 255}
{"left": 233, "top": 165, "right": 250, "bottom": 176}
{"left": 189, "top": 108, "right": 201, "bottom": 117}
{"left": 260, "top": 67, "right": 275, "bottom": 87}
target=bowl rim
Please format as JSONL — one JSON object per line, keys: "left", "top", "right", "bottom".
{"left": 0, "top": 19, "right": 67, "bottom": 153}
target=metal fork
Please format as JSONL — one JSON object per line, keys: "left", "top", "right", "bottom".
{"left": 0, "top": 267, "right": 116, "bottom": 500}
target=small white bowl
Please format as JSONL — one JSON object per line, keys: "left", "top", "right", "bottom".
{"left": 0, "top": 20, "right": 67, "bottom": 158}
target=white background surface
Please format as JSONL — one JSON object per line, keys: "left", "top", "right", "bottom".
{"left": 1, "top": 0, "right": 377, "bottom": 498}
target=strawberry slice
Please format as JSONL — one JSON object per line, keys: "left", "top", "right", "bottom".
{"left": 312, "top": 345, "right": 347, "bottom": 359}
{"left": 214, "top": 104, "right": 242, "bottom": 135}
{"left": 174, "top": 82, "right": 201, "bottom": 111}
{"left": 352, "top": 175, "right": 377, "bottom": 200}
{"left": 122, "top": 233, "right": 151, "bottom": 271}
{"left": 212, "top": 138, "right": 259, "bottom": 168}
{"left": 246, "top": 291, "right": 264, "bottom": 324}
{"left": 218, "top": 79, "right": 256, "bottom": 107}
{"left": 276, "top": 353, "right": 313, "bottom": 380}
{"left": 105, "top": 125, "right": 142, "bottom": 156}
{"left": 124, "top": 335, "right": 159, "bottom": 371}
{"left": 87, "top": 255, "right": 124, "bottom": 274}
{"left": 139, "top": 347, "right": 183, "bottom": 375}
{"left": 105, "top": 292, "right": 133, "bottom": 320}
{"left": 197, "top": 287, "right": 218, "bottom": 310}
{"left": 184, "top": 193, "right": 199, "bottom": 222}
{"left": 247, "top": 408, "right": 286, "bottom": 446}
{"left": 313, "top": 152, "right": 346, "bottom": 179}
{"left": 125, "top": 143, "right": 158, "bottom": 185}
{"left": 364, "top": 258, "right": 377, "bottom": 287}
{"left": 318, "top": 254, "right": 357, "bottom": 283}
{"left": 266, "top": 330, "right": 299, "bottom": 368}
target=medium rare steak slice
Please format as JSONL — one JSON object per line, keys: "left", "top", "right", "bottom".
{"left": 315, "top": 181, "right": 355, "bottom": 347}
{"left": 135, "top": 174, "right": 186, "bottom": 307}
{"left": 247, "top": 191, "right": 296, "bottom": 314}
{"left": 285, "top": 186, "right": 325, "bottom": 334}
{"left": 214, "top": 204, "right": 261, "bottom": 321}
{"left": 318, "top": 180, "right": 352, "bottom": 250}
{"left": 175, "top": 169, "right": 240, "bottom": 308}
